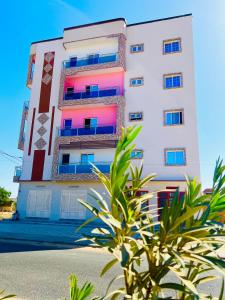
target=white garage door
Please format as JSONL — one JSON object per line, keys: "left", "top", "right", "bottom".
{"left": 60, "top": 190, "right": 86, "bottom": 219}
{"left": 26, "top": 190, "right": 51, "bottom": 218}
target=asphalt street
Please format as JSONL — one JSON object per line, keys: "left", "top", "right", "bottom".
{"left": 0, "top": 240, "right": 224, "bottom": 300}
{"left": 0, "top": 240, "right": 120, "bottom": 300}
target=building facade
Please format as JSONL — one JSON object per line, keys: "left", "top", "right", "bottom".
{"left": 14, "top": 14, "right": 200, "bottom": 221}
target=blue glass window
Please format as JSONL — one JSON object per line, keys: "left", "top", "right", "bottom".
{"left": 165, "top": 111, "right": 183, "bottom": 125}
{"left": 130, "top": 44, "right": 144, "bottom": 53}
{"left": 81, "top": 154, "right": 94, "bottom": 163}
{"left": 164, "top": 39, "right": 181, "bottom": 54}
{"left": 130, "top": 78, "right": 144, "bottom": 86}
{"left": 131, "top": 150, "right": 143, "bottom": 159}
{"left": 164, "top": 74, "right": 182, "bottom": 89}
{"left": 166, "top": 150, "right": 185, "bottom": 165}
{"left": 129, "top": 112, "right": 143, "bottom": 121}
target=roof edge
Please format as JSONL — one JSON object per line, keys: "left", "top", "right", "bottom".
{"left": 127, "top": 13, "right": 192, "bottom": 27}
{"left": 31, "top": 37, "right": 63, "bottom": 45}
{"left": 30, "top": 14, "right": 192, "bottom": 45}
{"left": 64, "top": 18, "right": 126, "bottom": 31}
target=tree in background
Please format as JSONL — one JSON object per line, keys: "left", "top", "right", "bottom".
{"left": 0, "top": 187, "right": 12, "bottom": 206}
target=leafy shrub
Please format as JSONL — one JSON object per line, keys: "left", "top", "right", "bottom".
{"left": 76, "top": 126, "right": 225, "bottom": 299}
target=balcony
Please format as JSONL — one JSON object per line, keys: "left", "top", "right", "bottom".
{"left": 64, "top": 86, "right": 121, "bottom": 101}
{"left": 13, "top": 166, "right": 22, "bottom": 182}
{"left": 63, "top": 53, "right": 118, "bottom": 69}
{"left": 58, "top": 162, "right": 111, "bottom": 174}
{"left": 59, "top": 124, "right": 116, "bottom": 137}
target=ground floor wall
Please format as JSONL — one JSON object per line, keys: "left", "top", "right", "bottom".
{"left": 16, "top": 180, "right": 188, "bottom": 221}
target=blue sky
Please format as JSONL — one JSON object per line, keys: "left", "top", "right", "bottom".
{"left": 0, "top": 0, "right": 224, "bottom": 197}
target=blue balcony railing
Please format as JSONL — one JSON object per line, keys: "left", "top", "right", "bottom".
{"left": 59, "top": 124, "right": 116, "bottom": 137}
{"left": 63, "top": 53, "right": 118, "bottom": 69}
{"left": 64, "top": 86, "right": 121, "bottom": 101}
{"left": 58, "top": 162, "right": 111, "bottom": 174}
{"left": 14, "top": 166, "right": 22, "bottom": 177}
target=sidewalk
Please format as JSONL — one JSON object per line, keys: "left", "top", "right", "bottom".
{"left": 0, "top": 219, "right": 97, "bottom": 245}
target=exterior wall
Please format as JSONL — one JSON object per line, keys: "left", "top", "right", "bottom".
{"left": 64, "top": 36, "right": 119, "bottom": 58}
{"left": 64, "top": 71, "right": 124, "bottom": 92}
{"left": 60, "top": 105, "right": 117, "bottom": 128}
{"left": 59, "top": 148, "right": 114, "bottom": 164}
{"left": 63, "top": 20, "right": 126, "bottom": 45}
{"left": 125, "top": 16, "right": 200, "bottom": 181}
{"left": 17, "top": 180, "right": 187, "bottom": 221}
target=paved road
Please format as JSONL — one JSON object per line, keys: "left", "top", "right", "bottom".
{"left": 0, "top": 240, "right": 224, "bottom": 300}
{"left": 0, "top": 240, "right": 119, "bottom": 300}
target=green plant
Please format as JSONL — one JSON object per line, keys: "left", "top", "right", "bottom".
{"left": 0, "top": 290, "right": 15, "bottom": 299}
{"left": 62, "top": 274, "right": 99, "bottom": 300}
{"left": 77, "top": 126, "right": 225, "bottom": 299}
{"left": 0, "top": 187, "right": 11, "bottom": 206}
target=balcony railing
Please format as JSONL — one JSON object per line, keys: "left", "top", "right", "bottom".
{"left": 63, "top": 53, "right": 118, "bottom": 69}
{"left": 24, "top": 101, "right": 29, "bottom": 110}
{"left": 59, "top": 124, "right": 116, "bottom": 137}
{"left": 14, "top": 166, "right": 22, "bottom": 177}
{"left": 64, "top": 86, "right": 121, "bottom": 101}
{"left": 58, "top": 162, "right": 111, "bottom": 174}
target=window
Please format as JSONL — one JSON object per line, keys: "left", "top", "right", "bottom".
{"left": 130, "top": 44, "right": 144, "bottom": 53}
{"left": 130, "top": 77, "right": 144, "bottom": 87}
{"left": 84, "top": 118, "right": 98, "bottom": 128}
{"left": 64, "top": 119, "right": 72, "bottom": 128}
{"left": 86, "top": 85, "right": 99, "bottom": 93}
{"left": 129, "top": 112, "right": 143, "bottom": 121}
{"left": 81, "top": 154, "right": 94, "bottom": 163}
{"left": 165, "top": 149, "right": 186, "bottom": 166}
{"left": 164, "top": 74, "right": 182, "bottom": 89}
{"left": 62, "top": 154, "right": 70, "bottom": 165}
{"left": 164, "top": 110, "right": 183, "bottom": 125}
{"left": 67, "top": 87, "right": 74, "bottom": 94}
{"left": 163, "top": 39, "right": 181, "bottom": 54}
{"left": 131, "top": 150, "right": 143, "bottom": 159}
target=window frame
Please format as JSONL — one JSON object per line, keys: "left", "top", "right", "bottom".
{"left": 163, "top": 73, "right": 183, "bottom": 89}
{"left": 129, "top": 112, "right": 143, "bottom": 122}
{"left": 130, "top": 43, "right": 144, "bottom": 53}
{"left": 163, "top": 38, "right": 182, "bottom": 55}
{"left": 131, "top": 149, "right": 144, "bottom": 159}
{"left": 164, "top": 148, "right": 186, "bottom": 166}
{"left": 130, "top": 77, "right": 144, "bottom": 87}
{"left": 164, "top": 109, "right": 184, "bottom": 126}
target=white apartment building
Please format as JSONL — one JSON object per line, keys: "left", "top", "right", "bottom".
{"left": 14, "top": 14, "right": 200, "bottom": 221}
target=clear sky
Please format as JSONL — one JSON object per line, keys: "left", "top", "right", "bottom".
{"left": 0, "top": 0, "right": 225, "bottom": 197}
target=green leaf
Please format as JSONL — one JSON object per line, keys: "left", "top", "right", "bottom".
{"left": 100, "top": 258, "right": 118, "bottom": 277}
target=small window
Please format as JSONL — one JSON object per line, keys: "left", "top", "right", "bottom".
{"left": 164, "top": 111, "right": 183, "bottom": 126}
{"left": 164, "top": 74, "right": 182, "bottom": 89}
{"left": 129, "top": 112, "right": 143, "bottom": 121}
{"left": 131, "top": 150, "right": 143, "bottom": 159}
{"left": 130, "top": 44, "right": 144, "bottom": 53}
{"left": 130, "top": 77, "right": 144, "bottom": 87}
{"left": 165, "top": 149, "right": 185, "bottom": 166}
{"left": 67, "top": 87, "right": 74, "bottom": 94}
{"left": 84, "top": 118, "right": 98, "bottom": 128}
{"left": 62, "top": 154, "right": 70, "bottom": 165}
{"left": 81, "top": 154, "right": 94, "bottom": 163}
{"left": 163, "top": 39, "right": 181, "bottom": 54}
{"left": 64, "top": 119, "right": 72, "bottom": 128}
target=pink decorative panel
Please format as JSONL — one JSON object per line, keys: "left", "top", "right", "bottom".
{"left": 61, "top": 105, "right": 117, "bottom": 128}
{"left": 64, "top": 71, "right": 124, "bottom": 93}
